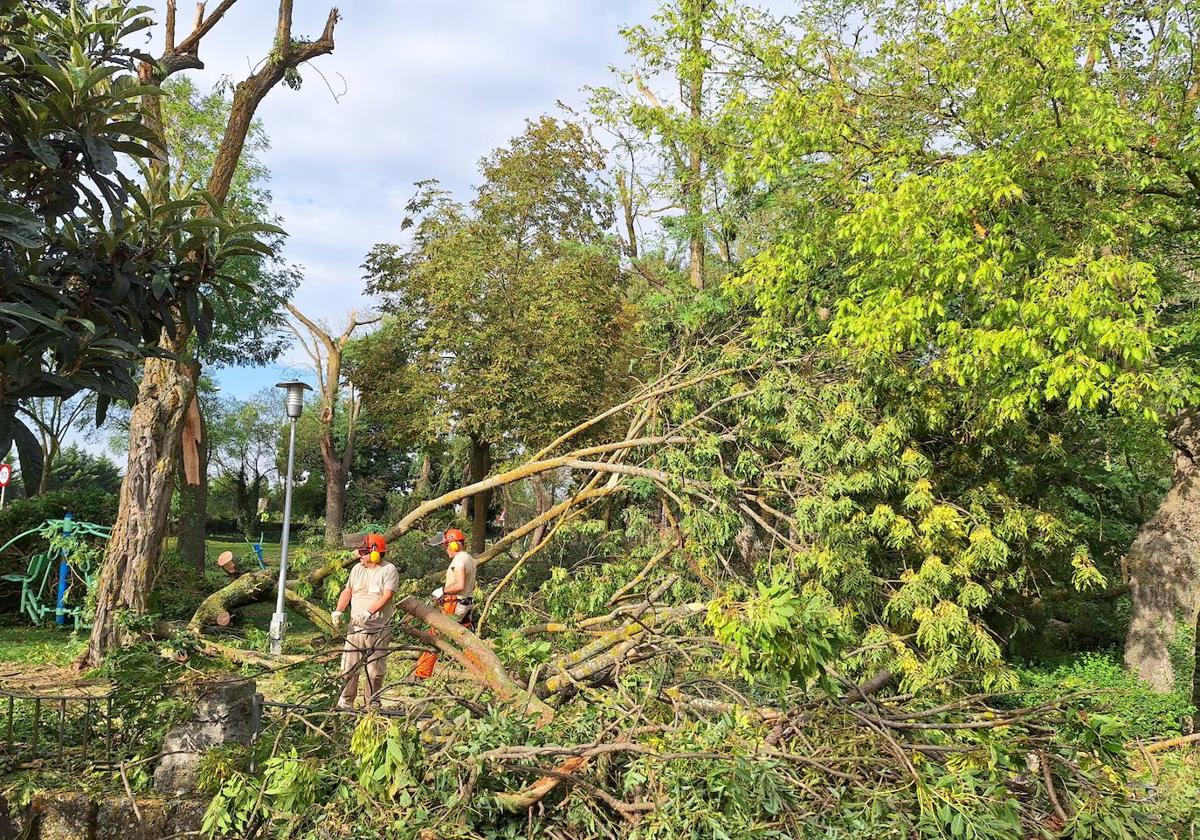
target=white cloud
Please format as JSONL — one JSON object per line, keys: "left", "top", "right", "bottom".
{"left": 128, "top": 0, "right": 662, "bottom": 396}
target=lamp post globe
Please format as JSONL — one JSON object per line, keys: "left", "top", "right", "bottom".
{"left": 270, "top": 380, "right": 312, "bottom": 655}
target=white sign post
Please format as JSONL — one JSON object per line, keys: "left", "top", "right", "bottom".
{"left": 0, "top": 462, "right": 11, "bottom": 510}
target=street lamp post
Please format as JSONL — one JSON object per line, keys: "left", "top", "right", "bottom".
{"left": 270, "top": 380, "right": 312, "bottom": 656}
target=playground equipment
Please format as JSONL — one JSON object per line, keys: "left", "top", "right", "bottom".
{"left": 0, "top": 515, "right": 110, "bottom": 630}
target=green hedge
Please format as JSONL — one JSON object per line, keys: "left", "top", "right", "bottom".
{"left": 0, "top": 490, "right": 118, "bottom": 544}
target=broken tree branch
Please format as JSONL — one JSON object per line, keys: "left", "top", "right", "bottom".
{"left": 394, "top": 596, "right": 555, "bottom": 725}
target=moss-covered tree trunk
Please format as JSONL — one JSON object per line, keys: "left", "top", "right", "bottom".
{"left": 81, "top": 349, "right": 192, "bottom": 667}
{"left": 1123, "top": 409, "right": 1200, "bottom": 693}
{"left": 468, "top": 435, "right": 492, "bottom": 554}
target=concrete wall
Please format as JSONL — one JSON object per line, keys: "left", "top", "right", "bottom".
{"left": 0, "top": 792, "right": 207, "bottom": 840}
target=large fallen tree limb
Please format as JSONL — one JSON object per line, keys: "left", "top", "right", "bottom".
{"left": 189, "top": 433, "right": 719, "bottom": 629}
{"left": 540, "top": 603, "right": 705, "bottom": 696}
{"left": 189, "top": 569, "right": 275, "bottom": 632}
{"left": 382, "top": 434, "right": 721, "bottom": 543}
{"left": 394, "top": 596, "right": 555, "bottom": 725}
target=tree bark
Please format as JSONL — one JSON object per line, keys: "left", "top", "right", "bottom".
{"left": 683, "top": 0, "right": 709, "bottom": 290}
{"left": 79, "top": 349, "right": 193, "bottom": 667}
{"left": 177, "top": 371, "right": 208, "bottom": 577}
{"left": 468, "top": 435, "right": 492, "bottom": 554}
{"left": 1123, "top": 409, "right": 1200, "bottom": 692}
{"left": 322, "top": 438, "right": 348, "bottom": 546}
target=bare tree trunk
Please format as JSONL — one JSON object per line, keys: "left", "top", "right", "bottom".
{"left": 36, "top": 438, "right": 57, "bottom": 495}
{"left": 286, "top": 307, "right": 376, "bottom": 548}
{"left": 683, "top": 0, "right": 708, "bottom": 290}
{"left": 79, "top": 349, "right": 192, "bottom": 668}
{"left": 177, "top": 378, "right": 209, "bottom": 578}
{"left": 1123, "top": 409, "right": 1200, "bottom": 693}
{"left": 415, "top": 452, "right": 432, "bottom": 497}
{"left": 468, "top": 435, "right": 492, "bottom": 554}
{"left": 527, "top": 473, "right": 553, "bottom": 549}
{"left": 322, "top": 446, "right": 348, "bottom": 546}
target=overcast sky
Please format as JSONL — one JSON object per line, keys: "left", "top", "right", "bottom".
{"left": 132, "top": 0, "right": 667, "bottom": 401}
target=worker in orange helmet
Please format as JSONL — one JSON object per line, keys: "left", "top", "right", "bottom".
{"left": 332, "top": 533, "right": 399, "bottom": 709}
{"left": 412, "top": 527, "right": 477, "bottom": 680}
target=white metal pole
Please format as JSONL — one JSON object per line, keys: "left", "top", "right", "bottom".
{"left": 269, "top": 417, "right": 299, "bottom": 656}
{"left": 0, "top": 484, "right": 6, "bottom": 510}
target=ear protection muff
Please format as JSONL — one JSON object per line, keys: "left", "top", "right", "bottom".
{"left": 369, "top": 549, "right": 381, "bottom": 563}
{"left": 447, "top": 541, "right": 460, "bottom": 554}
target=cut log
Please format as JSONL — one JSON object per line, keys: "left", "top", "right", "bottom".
{"left": 189, "top": 569, "right": 274, "bottom": 633}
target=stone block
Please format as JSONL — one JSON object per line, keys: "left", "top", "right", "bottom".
{"left": 165, "top": 797, "right": 209, "bottom": 835}
{"left": 31, "top": 791, "right": 93, "bottom": 840}
{"left": 94, "top": 796, "right": 169, "bottom": 840}
{"left": 154, "top": 678, "right": 257, "bottom": 794}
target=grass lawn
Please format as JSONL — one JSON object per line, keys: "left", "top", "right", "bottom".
{"left": 0, "top": 623, "right": 85, "bottom": 668}
{"left": 0, "top": 534, "right": 338, "bottom": 697}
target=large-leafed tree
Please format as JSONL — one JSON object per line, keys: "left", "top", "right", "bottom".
{"left": 0, "top": 1, "right": 262, "bottom": 497}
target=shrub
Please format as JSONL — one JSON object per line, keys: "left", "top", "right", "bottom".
{"left": 1017, "top": 653, "right": 1194, "bottom": 740}
{"left": 0, "top": 490, "right": 118, "bottom": 543}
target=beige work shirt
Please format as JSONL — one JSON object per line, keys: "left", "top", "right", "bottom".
{"left": 445, "top": 550, "right": 477, "bottom": 598}
{"left": 348, "top": 560, "right": 399, "bottom": 632}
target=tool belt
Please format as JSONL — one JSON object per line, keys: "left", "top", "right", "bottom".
{"left": 437, "top": 593, "right": 476, "bottom": 628}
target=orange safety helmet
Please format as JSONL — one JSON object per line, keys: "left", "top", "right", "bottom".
{"left": 361, "top": 533, "right": 387, "bottom": 563}
{"left": 427, "top": 527, "right": 467, "bottom": 553}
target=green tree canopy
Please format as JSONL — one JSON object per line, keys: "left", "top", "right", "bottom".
{"left": 0, "top": 1, "right": 273, "bottom": 494}
{"left": 363, "top": 116, "right": 634, "bottom": 452}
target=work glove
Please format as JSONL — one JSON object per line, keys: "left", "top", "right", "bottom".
{"left": 432, "top": 586, "right": 445, "bottom": 604}
{"left": 330, "top": 610, "right": 343, "bottom": 630}
{"left": 352, "top": 610, "right": 374, "bottom": 625}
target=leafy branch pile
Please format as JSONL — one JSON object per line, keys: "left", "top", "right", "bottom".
{"left": 193, "top": 552, "right": 1199, "bottom": 839}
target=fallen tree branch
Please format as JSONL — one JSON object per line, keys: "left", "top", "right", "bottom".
{"left": 475, "top": 484, "right": 624, "bottom": 567}
{"left": 1141, "top": 732, "right": 1200, "bottom": 754}
{"left": 540, "top": 603, "right": 705, "bottom": 695}
{"left": 477, "top": 488, "right": 611, "bottom": 633}
{"left": 496, "top": 761, "right": 652, "bottom": 821}
{"left": 494, "top": 755, "right": 589, "bottom": 812}
{"left": 382, "top": 435, "right": 720, "bottom": 544}
{"left": 284, "top": 588, "right": 335, "bottom": 636}
{"left": 394, "top": 596, "right": 554, "bottom": 725}
{"left": 607, "top": 520, "right": 681, "bottom": 606}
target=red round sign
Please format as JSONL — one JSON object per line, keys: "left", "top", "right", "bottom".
{"left": 0, "top": 463, "right": 10, "bottom": 488}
